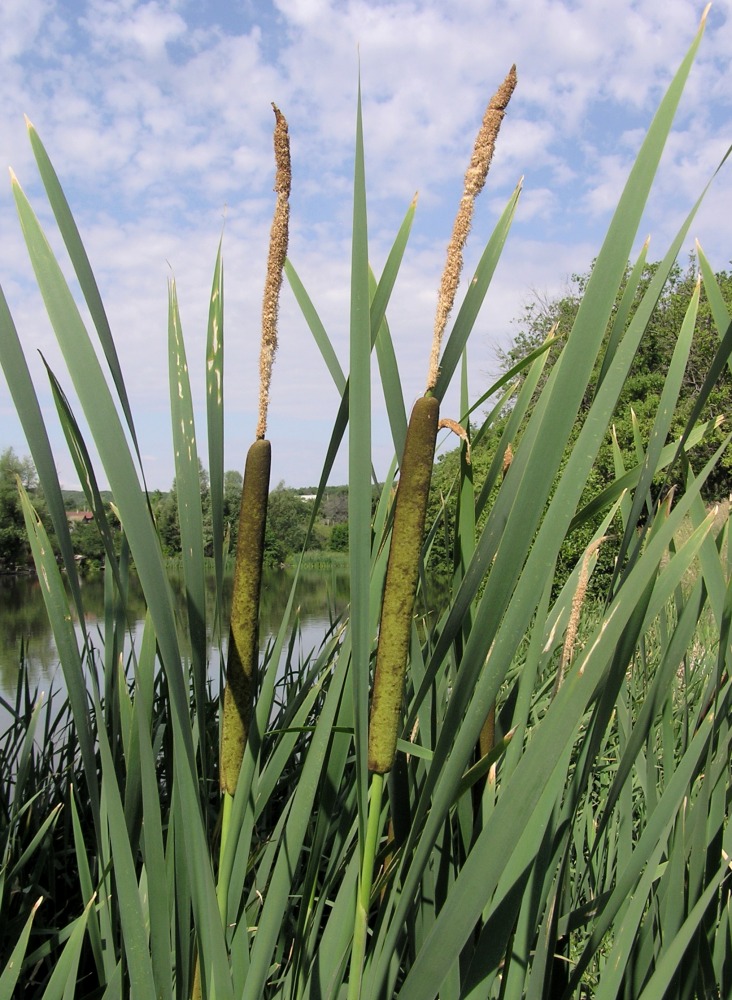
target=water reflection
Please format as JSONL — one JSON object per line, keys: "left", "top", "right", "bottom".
{"left": 1, "top": 575, "right": 59, "bottom": 696}
{"left": 0, "top": 566, "right": 351, "bottom": 701}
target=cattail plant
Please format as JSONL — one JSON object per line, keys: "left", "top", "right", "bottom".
{"left": 368, "top": 65, "right": 516, "bottom": 776}
{"left": 220, "top": 106, "right": 290, "bottom": 800}
{"left": 187, "top": 103, "right": 290, "bottom": 1000}
{"left": 349, "top": 65, "right": 517, "bottom": 1000}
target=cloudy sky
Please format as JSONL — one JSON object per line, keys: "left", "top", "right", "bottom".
{"left": 1, "top": 0, "right": 731, "bottom": 492}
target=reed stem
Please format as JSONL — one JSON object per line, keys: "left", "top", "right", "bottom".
{"left": 348, "top": 771, "right": 385, "bottom": 1000}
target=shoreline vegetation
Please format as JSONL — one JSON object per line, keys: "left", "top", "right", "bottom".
{"left": 0, "top": 456, "right": 357, "bottom": 576}
{"left": 4, "top": 11, "right": 732, "bottom": 998}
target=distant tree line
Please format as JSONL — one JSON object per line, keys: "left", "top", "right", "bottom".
{"left": 0, "top": 448, "right": 352, "bottom": 574}
{"left": 151, "top": 466, "right": 351, "bottom": 567}
{"left": 0, "top": 447, "right": 124, "bottom": 573}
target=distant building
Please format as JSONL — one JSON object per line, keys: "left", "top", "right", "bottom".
{"left": 66, "top": 510, "right": 94, "bottom": 525}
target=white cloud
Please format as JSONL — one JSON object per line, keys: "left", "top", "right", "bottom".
{"left": 0, "top": 0, "right": 55, "bottom": 60}
{"left": 274, "top": 0, "right": 332, "bottom": 27}
{"left": 79, "top": 0, "right": 187, "bottom": 57}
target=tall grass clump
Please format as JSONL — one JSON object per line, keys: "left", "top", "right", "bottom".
{"left": 3, "top": 7, "right": 732, "bottom": 998}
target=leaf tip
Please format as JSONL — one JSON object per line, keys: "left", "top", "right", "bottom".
{"left": 701, "top": 3, "right": 712, "bottom": 28}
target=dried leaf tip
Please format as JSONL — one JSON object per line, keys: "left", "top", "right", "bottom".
{"left": 502, "top": 442, "right": 514, "bottom": 478}
{"left": 701, "top": 3, "right": 712, "bottom": 28}
{"left": 426, "top": 64, "right": 517, "bottom": 391}
{"left": 438, "top": 417, "right": 471, "bottom": 463}
{"left": 257, "top": 104, "right": 292, "bottom": 440}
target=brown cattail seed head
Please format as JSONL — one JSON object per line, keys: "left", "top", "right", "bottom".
{"left": 427, "top": 65, "right": 517, "bottom": 391}
{"left": 552, "top": 535, "right": 607, "bottom": 700}
{"left": 257, "top": 104, "right": 291, "bottom": 439}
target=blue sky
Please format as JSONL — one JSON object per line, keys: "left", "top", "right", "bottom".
{"left": 1, "top": 0, "right": 731, "bottom": 490}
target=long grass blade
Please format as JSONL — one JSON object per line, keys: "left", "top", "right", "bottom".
{"left": 25, "top": 120, "right": 147, "bottom": 481}
{"left": 349, "top": 75, "right": 372, "bottom": 829}
{"left": 206, "top": 240, "right": 226, "bottom": 640}
{"left": 168, "top": 279, "right": 208, "bottom": 778}
{"left": 0, "top": 284, "right": 86, "bottom": 623}
{"left": 11, "top": 170, "right": 195, "bottom": 768}
{"left": 0, "top": 897, "right": 42, "bottom": 1000}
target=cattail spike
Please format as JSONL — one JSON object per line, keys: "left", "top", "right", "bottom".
{"left": 552, "top": 535, "right": 608, "bottom": 700}
{"left": 426, "top": 65, "right": 517, "bottom": 391}
{"left": 256, "top": 104, "right": 291, "bottom": 439}
{"left": 368, "top": 395, "right": 440, "bottom": 773}
{"left": 220, "top": 439, "right": 271, "bottom": 793}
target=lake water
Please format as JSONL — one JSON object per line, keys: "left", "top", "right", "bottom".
{"left": 0, "top": 564, "right": 350, "bottom": 712}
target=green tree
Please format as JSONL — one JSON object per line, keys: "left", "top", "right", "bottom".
{"left": 155, "top": 487, "right": 180, "bottom": 556}
{"left": 223, "top": 469, "right": 243, "bottom": 549}
{"left": 427, "top": 257, "right": 732, "bottom": 596}
{"left": 330, "top": 522, "right": 349, "bottom": 552}
{"left": 155, "top": 460, "right": 214, "bottom": 557}
{"left": 199, "top": 462, "right": 213, "bottom": 557}
{"left": 496, "top": 257, "right": 732, "bottom": 497}
{"left": 493, "top": 257, "right": 732, "bottom": 492}
{"left": 262, "top": 482, "right": 312, "bottom": 567}
{"left": 71, "top": 521, "right": 106, "bottom": 571}
{"left": 322, "top": 487, "right": 349, "bottom": 524}
{"left": 0, "top": 448, "right": 47, "bottom": 571}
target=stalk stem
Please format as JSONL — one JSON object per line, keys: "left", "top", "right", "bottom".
{"left": 348, "top": 772, "right": 385, "bottom": 1000}
{"left": 217, "top": 791, "right": 234, "bottom": 924}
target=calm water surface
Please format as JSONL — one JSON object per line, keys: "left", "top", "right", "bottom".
{"left": 0, "top": 565, "right": 350, "bottom": 707}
